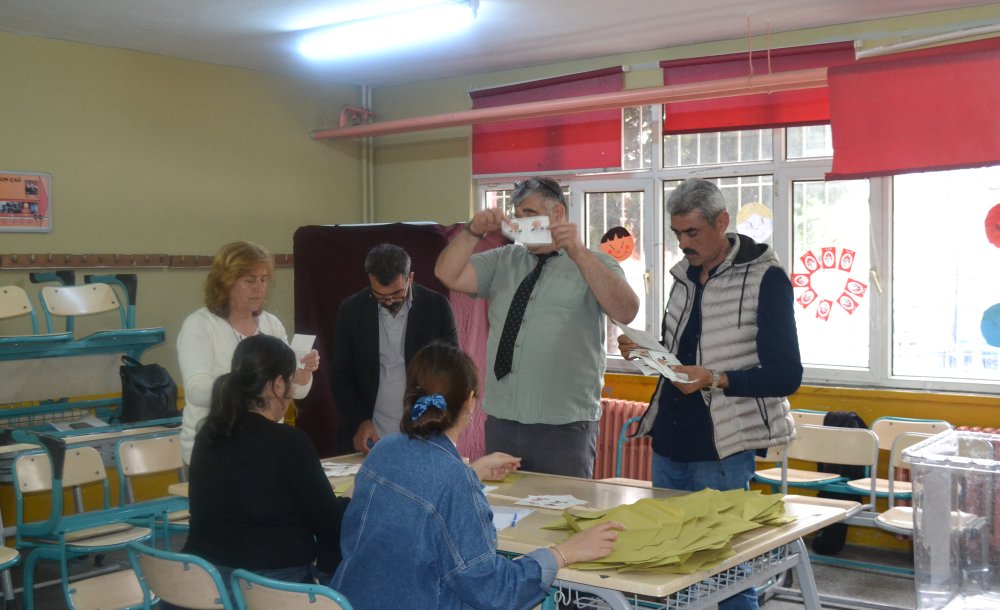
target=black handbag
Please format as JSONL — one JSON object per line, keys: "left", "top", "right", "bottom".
{"left": 118, "top": 355, "right": 179, "bottom": 423}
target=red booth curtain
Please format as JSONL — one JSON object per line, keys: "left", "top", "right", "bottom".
{"left": 660, "top": 42, "right": 856, "bottom": 134}
{"left": 471, "top": 67, "right": 624, "bottom": 175}
{"left": 826, "top": 38, "right": 1000, "bottom": 180}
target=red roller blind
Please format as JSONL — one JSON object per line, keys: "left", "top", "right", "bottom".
{"left": 826, "top": 38, "right": 1000, "bottom": 180}
{"left": 660, "top": 42, "right": 855, "bottom": 134}
{"left": 471, "top": 67, "right": 624, "bottom": 175}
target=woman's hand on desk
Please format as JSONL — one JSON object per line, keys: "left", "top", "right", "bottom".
{"left": 471, "top": 452, "right": 521, "bottom": 481}
{"left": 554, "top": 521, "right": 626, "bottom": 567}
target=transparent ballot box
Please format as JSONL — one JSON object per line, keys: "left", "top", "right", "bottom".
{"left": 905, "top": 430, "right": 1000, "bottom": 609}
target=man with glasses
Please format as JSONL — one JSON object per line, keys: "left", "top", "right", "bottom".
{"left": 330, "top": 243, "right": 458, "bottom": 454}
{"left": 435, "top": 177, "right": 639, "bottom": 477}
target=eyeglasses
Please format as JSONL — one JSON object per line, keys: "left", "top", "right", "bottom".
{"left": 514, "top": 178, "right": 564, "bottom": 202}
{"left": 370, "top": 279, "right": 410, "bottom": 304}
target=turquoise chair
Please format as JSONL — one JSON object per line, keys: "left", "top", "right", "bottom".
{"left": 114, "top": 432, "right": 190, "bottom": 549}
{"left": 128, "top": 541, "right": 234, "bottom": 610}
{"left": 231, "top": 569, "right": 354, "bottom": 610}
{"left": 0, "top": 544, "right": 20, "bottom": 610}
{"left": 11, "top": 434, "right": 153, "bottom": 610}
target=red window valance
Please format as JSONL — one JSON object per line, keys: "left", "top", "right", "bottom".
{"left": 659, "top": 42, "right": 856, "bottom": 134}
{"left": 470, "top": 67, "right": 624, "bottom": 175}
{"left": 826, "top": 38, "right": 1000, "bottom": 180}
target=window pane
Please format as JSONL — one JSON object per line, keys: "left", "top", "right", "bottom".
{"left": 892, "top": 166, "right": 1000, "bottom": 382}
{"left": 791, "top": 179, "right": 871, "bottom": 369}
{"left": 622, "top": 106, "right": 653, "bottom": 170}
{"left": 664, "top": 129, "right": 773, "bottom": 168}
{"left": 786, "top": 125, "right": 833, "bottom": 159}
{"left": 585, "top": 191, "right": 646, "bottom": 355}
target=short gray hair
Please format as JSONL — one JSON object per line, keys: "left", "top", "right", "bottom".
{"left": 511, "top": 177, "right": 566, "bottom": 212}
{"left": 666, "top": 179, "right": 727, "bottom": 224}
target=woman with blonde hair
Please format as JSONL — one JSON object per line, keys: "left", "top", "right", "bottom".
{"left": 177, "top": 240, "right": 319, "bottom": 465}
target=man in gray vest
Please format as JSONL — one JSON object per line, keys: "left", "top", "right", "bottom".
{"left": 619, "top": 178, "right": 801, "bottom": 610}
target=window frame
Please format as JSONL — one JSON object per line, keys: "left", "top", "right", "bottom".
{"left": 473, "top": 112, "right": 999, "bottom": 394}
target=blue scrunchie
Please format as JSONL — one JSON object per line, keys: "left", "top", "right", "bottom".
{"left": 411, "top": 394, "right": 447, "bottom": 421}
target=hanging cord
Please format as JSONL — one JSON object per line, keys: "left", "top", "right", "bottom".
{"left": 746, "top": 14, "right": 754, "bottom": 77}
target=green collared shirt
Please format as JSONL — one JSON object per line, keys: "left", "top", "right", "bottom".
{"left": 471, "top": 245, "right": 625, "bottom": 424}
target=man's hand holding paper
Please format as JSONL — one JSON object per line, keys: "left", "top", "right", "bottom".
{"left": 614, "top": 321, "right": 693, "bottom": 384}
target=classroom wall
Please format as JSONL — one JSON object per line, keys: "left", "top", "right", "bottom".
{"left": 0, "top": 31, "right": 364, "bottom": 378}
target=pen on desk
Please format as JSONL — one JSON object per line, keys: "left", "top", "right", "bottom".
{"left": 511, "top": 513, "right": 518, "bottom": 528}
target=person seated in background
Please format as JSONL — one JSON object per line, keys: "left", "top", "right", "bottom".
{"left": 332, "top": 341, "right": 624, "bottom": 610}
{"left": 177, "top": 240, "right": 319, "bottom": 466}
{"left": 184, "top": 334, "right": 349, "bottom": 591}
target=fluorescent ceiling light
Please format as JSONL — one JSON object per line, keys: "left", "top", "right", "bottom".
{"left": 299, "top": 0, "right": 477, "bottom": 60}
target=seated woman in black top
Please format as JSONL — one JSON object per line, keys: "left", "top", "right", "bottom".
{"left": 184, "top": 334, "right": 349, "bottom": 586}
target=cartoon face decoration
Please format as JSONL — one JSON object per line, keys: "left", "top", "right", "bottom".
{"left": 600, "top": 226, "right": 635, "bottom": 262}
{"left": 986, "top": 203, "right": 1000, "bottom": 248}
{"left": 736, "top": 201, "right": 774, "bottom": 243}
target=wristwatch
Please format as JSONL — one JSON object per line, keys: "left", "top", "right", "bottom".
{"left": 708, "top": 369, "right": 720, "bottom": 393}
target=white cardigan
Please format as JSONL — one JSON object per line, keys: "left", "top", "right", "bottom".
{"left": 176, "top": 307, "right": 312, "bottom": 463}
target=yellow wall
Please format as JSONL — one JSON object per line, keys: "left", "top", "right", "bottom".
{"left": 0, "top": 31, "right": 364, "bottom": 378}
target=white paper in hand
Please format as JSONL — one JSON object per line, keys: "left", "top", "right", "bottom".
{"left": 501, "top": 215, "right": 552, "bottom": 245}
{"left": 290, "top": 334, "right": 316, "bottom": 369}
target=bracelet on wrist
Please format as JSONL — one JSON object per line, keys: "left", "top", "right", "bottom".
{"left": 550, "top": 544, "right": 568, "bottom": 568}
{"left": 464, "top": 221, "right": 485, "bottom": 239}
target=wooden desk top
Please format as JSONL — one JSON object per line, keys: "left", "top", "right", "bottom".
{"left": 0, "top": 425, "right": 175, "bottom": 456}
{"left": 168, "top": 458, "right": 858, "bottom": 600}
{"left": 493, "top": 476, "right": 858, "bottom": 598}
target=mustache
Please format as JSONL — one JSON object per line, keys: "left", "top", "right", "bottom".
{"left": 682, "top": 248, "right": 698, "bottom": 256}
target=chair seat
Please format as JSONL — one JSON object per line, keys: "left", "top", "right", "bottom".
{"left": 27, "top": 524, "right": 152, "bottom": 548}
{"left": 68, "top": 567, "right": 145, "bottom": 610}
{"left": 846, "top": 477, "right": 912, "bottom": 496}
{"left": 755, "top": 467, "right": 843, "bottom": 486}
{"left": 875, "top": 506, "right": 914, "bottom": 533}
{"left": 0, "top": 546, "right": 19, "bottom": 570}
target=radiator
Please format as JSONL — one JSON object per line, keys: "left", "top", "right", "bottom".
{"left": 592, "top": 398, "right": 652, "bottom": 481}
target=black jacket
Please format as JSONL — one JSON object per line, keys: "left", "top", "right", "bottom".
{"left": 328, "top": 283, "right": 458, "bottom": 448}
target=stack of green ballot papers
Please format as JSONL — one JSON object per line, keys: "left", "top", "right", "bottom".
{"left": 542, "top": 489, "right": 795, "bottom": 574}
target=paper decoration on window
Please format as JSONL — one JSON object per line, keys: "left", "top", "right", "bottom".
{"left": 986, "top": 203, "right": 1000, "bottom": 248}
{"left": 599, "top": 226, "right": 634, "bottom": 262}
{"left": 791, "top": 246, "right": 867, "bottom": 322}
{"left": 736, "top": 202, "right": 773, "bottom": 243}
{"left": 982, "top": 303, "right": 1000, "bottom": 348}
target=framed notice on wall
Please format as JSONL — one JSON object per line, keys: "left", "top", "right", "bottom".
{"left": 0, "top": 171, "right": 51, "bottom": 232}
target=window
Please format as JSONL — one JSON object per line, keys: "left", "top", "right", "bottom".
{"left": 475, "top": 114, "right": 1000, "bottom": 391}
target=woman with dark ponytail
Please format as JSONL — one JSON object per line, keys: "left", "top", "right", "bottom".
{"left": 184, "top": 334, "right": 349, "bottom": 589}
{"left": 333, "top": 341, "right": 623, "bottom": 610}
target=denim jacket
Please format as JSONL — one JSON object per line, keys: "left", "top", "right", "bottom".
{"left": 331, "top": 433, "right": 558, "bottom": 610}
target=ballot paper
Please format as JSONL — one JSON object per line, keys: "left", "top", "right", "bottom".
{"left": 612, "top": 321, "right": 692, "bottom": 383}
{"left": 490, "top": 506, "right": 534, "bottom": 531}
{"left": 321, "top": 462, "right": 360, "bottom": 477}
{"left": 290, "top": 334, "right": 316, "bottom": 369}
{"left": 515, "top": 495, "right": 588, "bottom": 510}
{"left": 501, "top": 215, "right": 551, "bottom": 245}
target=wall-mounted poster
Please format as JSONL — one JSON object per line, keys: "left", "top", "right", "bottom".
{"left": 0, "top": 171, "right": 51, "bottom": 232}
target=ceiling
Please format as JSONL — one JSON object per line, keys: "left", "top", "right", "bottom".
{"left": 0, "top": 0, "right": 995, "bottom": 87}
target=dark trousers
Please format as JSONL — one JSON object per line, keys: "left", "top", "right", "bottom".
{"left": 485, "top": 416, "right": 598, "bottom": 478}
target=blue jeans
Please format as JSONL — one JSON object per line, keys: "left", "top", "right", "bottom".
{"left": 652, "top": 450, "right": 759, "bottom": 610}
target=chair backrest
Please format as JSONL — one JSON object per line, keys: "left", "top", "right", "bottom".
{"left": 791, "top": 409, "right": 827, "bottom": 426}
{"left": 885, "top": 431, "right": 933, "bottom": 507}
{"left": 870, "top": 416, "right": 952, "bottom": 451}
{"left": 0, "top": 285, "right": 39, "bottom": 333}
{"left": 128, "top": 541, "right": 233, "bottom": 610}
{"left": 115, "top": 433, "right": 185, "bottom": 504}
{"left": 13, "top": 445, "right": 113, "bottom": 538}
{"left": 231, "top": 569, "right": 353, "bottom": 610}
{"left": 39, "top": 283, "right": 127, "bottom": 333}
